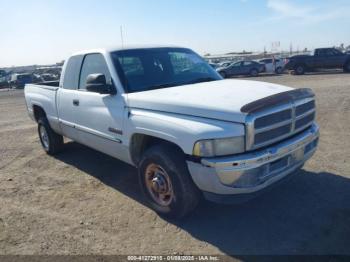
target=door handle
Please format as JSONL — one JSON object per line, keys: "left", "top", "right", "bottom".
{"left": 73, "top": 99, "right": 79, "bottom": 106}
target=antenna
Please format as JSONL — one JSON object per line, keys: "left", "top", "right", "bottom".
{"left": 120, "top": 25, "right": 124, "bottom": 49}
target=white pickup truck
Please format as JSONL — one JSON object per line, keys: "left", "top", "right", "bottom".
{"left": 24, "top": 46, "right": 319, "bottom": 218}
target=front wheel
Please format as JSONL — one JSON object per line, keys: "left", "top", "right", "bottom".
{"left": 138, "top": 144, "right": 201, "bottom": 219}
{"left": 275, "top": 67, "right": 283, "bottom": 74}
{"left": 38, "top": 118, "right": 64, "bottom": 155}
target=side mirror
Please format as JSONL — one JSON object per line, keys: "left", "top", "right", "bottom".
{"left": 85, "top": 74, "right": 116, "bottom": 95}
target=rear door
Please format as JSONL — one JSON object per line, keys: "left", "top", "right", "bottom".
{"left": 242, "top": 61, "right": 254, "bottom": 74}
{"left": 57, "top": 55, "right": 84, "bottom": 141}
{"left": 228, "top": 62, "right": 243, "bottom": 75}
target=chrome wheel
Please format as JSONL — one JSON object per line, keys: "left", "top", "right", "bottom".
{"left": 144, "top": 164, "right": 174, "bottom": 207}
{"left": 39, "top": 125, "right": 49, "bottom": 150}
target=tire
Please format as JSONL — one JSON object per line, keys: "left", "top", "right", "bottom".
{"left": 344, "top": 61, "right": 350, "bottom": 73}
{"left": 37, "top": 117, "right": 63, "bottom": 155}
{"left": 219, "top": 71, "right": 226, "bottom": 78}
{"left": 250, "top": 68, "right": 258, "bottom": 77}
{"left": 138, "top": 144, "right": 201, "bottom": 219}
{"left": 294, "top": 64, "right": 305, "bottom": 75}
{"left": 275, "top": 67, "right": 283, "bottom": 74}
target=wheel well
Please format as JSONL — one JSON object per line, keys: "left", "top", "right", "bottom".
{"left": 32, "top": 105, "right": 46, "bottom": 122}
{"left": 130, "top": 134, "right": 185, "bottom": 166}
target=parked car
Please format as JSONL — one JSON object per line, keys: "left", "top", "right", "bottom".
{"left": 217, "top": 60, "right": 265, "bottom": 78}
{"left": 0, "top": 76, "right": 9, "bottom": 89}
{"left": 285, "top": 48, "right": 350, "bottom": 75}
{"left": 10, "top": 73, "right": 33, "bottom": 89}
{"left": 217, "top": 61, "right": 233, "bottom": 68}
{"left": 24, "top": 46, "right": 319, "bottom": 218}
{"left": 258, "top": 58, "right": 285, "bottom": 74}
{"left": 209, "top": 63, "right": 219, "bottom": 69}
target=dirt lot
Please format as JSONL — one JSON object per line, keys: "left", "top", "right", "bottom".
{"left": 0, "top": 73, "right": 350, "bottom": 256}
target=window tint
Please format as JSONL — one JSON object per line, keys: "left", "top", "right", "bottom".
{"left": 62, "top": 55, "right": 83, "bottom": 90}
{"left": 169, "top": 52, "right": 210, "bottom": 74}
{"left": 232, "top": 62, "right": 241, "bottom": 67}
{"left": 243, "top": 61, "right": 253, "bottom": 66}
{"left": 261, "top": 59, "right": 272, "bottom": 63}
{"left": 118, "top": 57, "right": 144, "bottom": 77}
{"left": 111, "top": 48, "right": 220, "bottom": 93}
{"left": 79, "top": 54, "right": 111, "bottom": 90}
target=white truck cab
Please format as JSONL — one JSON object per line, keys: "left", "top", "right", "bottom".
{"left": 24, "top": 46, "right": 319, "bottom": 218}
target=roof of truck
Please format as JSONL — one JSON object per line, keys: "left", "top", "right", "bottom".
{"left": 71, "top": 45, "right": 187, "bottom": 56}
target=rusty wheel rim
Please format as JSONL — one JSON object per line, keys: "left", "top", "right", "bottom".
{"left": 144, "top": 163, "right": 174, "bottom": 207}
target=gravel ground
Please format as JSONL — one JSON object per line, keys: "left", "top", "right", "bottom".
{"left": 0, "top": 73, "right": 350, "bottom": 256}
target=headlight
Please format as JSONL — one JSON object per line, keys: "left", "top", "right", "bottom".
{"left": 193, "top": 136, "right": 245, "bottom": 157}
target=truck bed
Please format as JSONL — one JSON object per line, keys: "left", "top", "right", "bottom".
{"left": 24, "top": 82, "right": 60, "bottom": 129}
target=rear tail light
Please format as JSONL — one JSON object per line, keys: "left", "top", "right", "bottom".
{"left": 284, "top": 58, "right": 289, "bottom": 64}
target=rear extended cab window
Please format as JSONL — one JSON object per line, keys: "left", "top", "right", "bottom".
{"left": 62, "top": 55, "right": 84, "bottom": 90}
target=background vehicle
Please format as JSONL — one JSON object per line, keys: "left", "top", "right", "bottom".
{"left": 217, "top": 60, "right": 265, "bottom": 78}
{"left": 24, "top": 46, "right": 319, "bottom": 218}
{"left": 0, "top": 70, "right": 9, "bottom": 89}
{"left": 0, "top": 77, "right": 9, "bottom": 89}
{"left": 10, "top": 73, "right": 33, "bottom": 89}
{"left": 285, "top": 47, "right": 350, "bottom": 75}
{"left": 217, "top": 61, "right": 233, "bottom": 68}
{"left": 258, "top": 58, "right": 285, "bottom": 74}
{"left": 209, "top": 63, "right": 219, "bottom": 69}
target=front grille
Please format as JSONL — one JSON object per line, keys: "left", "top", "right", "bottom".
{"left": 254, "top": 109, "right": 292, "bottom": 128}
{"left": 246, "top": 98, "right": 316, "bottom": 150}
{"left": 255, "top": 124, "right": 292, "bottom": 145}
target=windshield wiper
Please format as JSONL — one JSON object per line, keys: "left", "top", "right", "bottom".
{"left": 185, "top": 77, "right": 218, "bottom": 85}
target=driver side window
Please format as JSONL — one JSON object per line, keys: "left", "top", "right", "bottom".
{"left": 79, "top": 54, "right": 111, "bottom": 90}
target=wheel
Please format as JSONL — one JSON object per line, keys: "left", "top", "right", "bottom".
{"left": 250, "top": 68, "right": 258, "bottom": 77}
{"left": 38, "top": 118, "right": 63, "bottom": 155}
{"left": 275, "top": 67, "right": 283, "bottom": 74}
{"left": 219, "top": 71, "right": 226, "bottom": 78}
{"left": 344, "top": 62, "right": 350, "bottom": 73}
{"left": 138, "top": 144, "right": 201, "bottom": 219}
{"left": 294, "top": 64, "right": 305, "bottom": 75}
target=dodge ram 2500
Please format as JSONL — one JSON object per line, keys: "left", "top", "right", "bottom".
{"left": 25, "top": 46, "right": 319, "bottom": 218}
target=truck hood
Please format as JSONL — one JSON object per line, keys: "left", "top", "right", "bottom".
{"left": 126, "top": 79, "right": 293, "bottom": 123}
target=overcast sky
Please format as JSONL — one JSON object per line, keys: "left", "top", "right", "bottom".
{"left": 1, "top": 0, "right": 349, "bottom": 67}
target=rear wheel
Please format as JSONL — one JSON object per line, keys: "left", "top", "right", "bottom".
{"left": 38, "top": 118, "right": 63, "bottom": 155}
{"left": 138, "top": 144, "right": 201, "bottom": 219}
{"left": 294, "top": 64, "right": 305, "bottom": 75}
{"left": 344, "top": 62, "right": 350, "bottom": 73}
{"left": 250, "top": 68, "right": 258, "bottom": 77}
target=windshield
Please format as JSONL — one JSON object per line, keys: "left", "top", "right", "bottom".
{"left": 111, "top": 48, "right": 222, "bottom": 93}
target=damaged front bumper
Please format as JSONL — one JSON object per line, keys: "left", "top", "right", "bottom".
{"left": 187, "top": 123, "right": 319, "bottom": 203}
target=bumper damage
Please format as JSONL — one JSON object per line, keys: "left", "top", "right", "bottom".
{"left": 187, "top": 123, "right": 319, "bottom": 203}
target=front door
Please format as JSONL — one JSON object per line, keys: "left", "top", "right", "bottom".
{"left": 73, "top": 53, "right": 128, "bottom": 162}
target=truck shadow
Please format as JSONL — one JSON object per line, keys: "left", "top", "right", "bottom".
{"left": 54, "top": 141, "right": 350, "bottom": 255}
